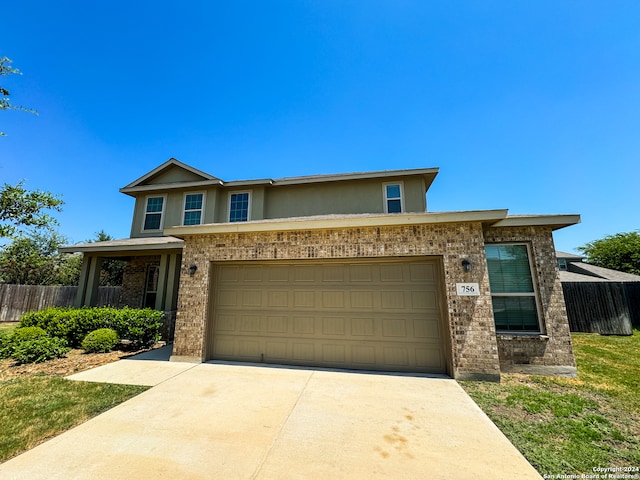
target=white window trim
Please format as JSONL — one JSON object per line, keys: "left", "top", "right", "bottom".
{"left": 228, "top": 190, "right": 252, "bottom": 222}
{"left": 486, "top": 242, "right": 544, "bottom": 334}
{"left": 142, "top": 194, "right": 167, "bottom": 232}
{"left": 382, "top": 181, "right": 404, "bottom": 214}
{"left": 182, "top": 191, "right": 206, "bottom": 226}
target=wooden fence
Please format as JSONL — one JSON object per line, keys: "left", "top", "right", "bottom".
{"left": 0, "top": 285, "right": 122, "bottom": 322}
{"left": 562, "top": 282, "right": 640, "bottom": 335}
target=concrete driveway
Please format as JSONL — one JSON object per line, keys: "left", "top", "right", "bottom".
{"left": 0, "top": 350, "right": 541, "bottom": 479}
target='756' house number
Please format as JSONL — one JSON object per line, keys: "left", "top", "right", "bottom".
{"left": 456, "top": 283, "right": 480, "bottom": 296}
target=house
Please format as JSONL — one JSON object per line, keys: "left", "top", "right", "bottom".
{"left": 556, "top": 251, "right": 640, "bottom": 334}
{"left": 62, "top": 158, "right": 581, "bottom": 380}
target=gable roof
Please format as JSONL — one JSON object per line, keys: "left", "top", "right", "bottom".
{"left": 120, "top": 158, "right": 221, "bottom": 195}
{"left": 120, "top": 159, "right": 439, "bottom": 196}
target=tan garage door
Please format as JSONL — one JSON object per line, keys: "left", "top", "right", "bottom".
{"left": 208, "top": 259, "right": 446, "bottom": 373}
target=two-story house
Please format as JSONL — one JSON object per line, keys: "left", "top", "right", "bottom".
{"left": 62, "top": 158, "right": 580, "bottom": 380}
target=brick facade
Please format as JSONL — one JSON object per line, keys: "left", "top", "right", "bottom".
{"left": 120, "top": 256, "right": 160, "bottom": 308}
{"left": 171, "top": 221, "right": 576, "bottom": 379}
{"left": 484, "top": 226, "right": 576, "bottom": 375}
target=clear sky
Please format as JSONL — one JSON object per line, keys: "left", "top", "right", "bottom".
{"left": 2, "top": 1, "right": 638, "bottom": 253}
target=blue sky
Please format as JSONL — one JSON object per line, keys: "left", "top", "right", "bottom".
{"left": 2, "top": 1, "right": 638, "bottom": 253}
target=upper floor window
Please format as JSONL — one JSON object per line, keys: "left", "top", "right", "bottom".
{"left": 558, "top": 258, "right": 568, "bottom": 271}
{"left": 183, "top": 193, "right": 204, "bottom": 226}
{"left": 485, "top": 244, "right": 541, "bottom": 333}
{"left": 143, "top": 195, "right": 165, "bottom": 231}
{"left": 383, "top": 182, "right": 403, "bottom": 213}
{"left": 229, "top": 192, "right": 250, "bottom": 222}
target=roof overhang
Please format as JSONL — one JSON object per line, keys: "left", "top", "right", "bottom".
{"left": 119, "top": 165, "right": 440, "bottom": 196}
{"left": 489, "top": 214, "right": 581, "bottom": 231}
{"left": 59, "top": 236, "right": 184, "bottom": 256}
{"left": 165, "top": 210, "right": 510, "bottom": 237}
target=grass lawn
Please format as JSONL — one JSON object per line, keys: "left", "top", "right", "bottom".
{"left": 0, "top": 322, "right": 148, "bottom": 463}
{"left": 461, "top": 329, "right": 640, "bottom": 476}
{"left": 0, "top": 376, "right": 147, "bottom": 463}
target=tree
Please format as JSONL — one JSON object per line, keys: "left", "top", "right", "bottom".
{"left": 0, "top": 181, "right": 63, "bottom": 238}
{"left": 0, "top": 230, "right": 81, "bottom": 285}
{"left": 1, "top": 56, "right": 37, "bottom": 136}
{"left": 578, "top": 231, "right": 640, "bottom": 276}
{"left": 89, "top": 230, "right": 125, "bottom": 286}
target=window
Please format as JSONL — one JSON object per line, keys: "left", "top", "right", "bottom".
{"left": 144, "top": 265, "right": 159, "bottom": 308}
{"left": 183, "top": 193, "right": 204, "bottom": 226}
{"left": 143, "top": 196, "right": 165, "bottom": 231}
{"left": 383, "top": 183, "right": 403, "bottom": 213}
{"left": 485, "top": 244, "right": 540, "bottom": 332}
{"left": 229, "top": 192, "right": 250, "bottom": 222}
{"left": 558, "top": 258, "right": 568, "bottom": 271}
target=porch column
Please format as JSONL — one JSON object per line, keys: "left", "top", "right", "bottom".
{"left": 75, "top": 255, "right": 102, "bottom": 307}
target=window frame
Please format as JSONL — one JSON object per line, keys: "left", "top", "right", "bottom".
{"left": 228, "top": 191, "right": 252, "bottom": 222}
{"left": 383, "top": 181, "right": 404, "bottom": 214}
{"left": 142, "top": 194, "right": 167, "bottom": 232}
{"left": 485, "top": 242, "right": 543, "bottom": 334}
{"left": 182, "top": 191, "right": 206, "bottom": 226}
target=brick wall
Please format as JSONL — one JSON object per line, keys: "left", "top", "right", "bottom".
{"left": 171, "top": 222, "right": 575, "bottom": 378}
{"left": 172, "top": 222, "right": 504, "bottom": 379}
{"left": 484, "top": 226, "right": 576, "bottom": 375}
{"left": 120, "top": 256, "right": 160, "bottom": 308}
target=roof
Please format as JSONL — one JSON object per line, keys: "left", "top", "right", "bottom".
{"left": 165, "top": 210, "right": 579, "bottom": 237}
{"left": 119, "top": 158, "right": 440, "bottom": 195}
{"left": 59, "top": 236, "right": 184, "bottom": 255}
{"left": 565, "top": 262, "right": 640, "bottom": 282}
{"left": 556, "top": 250, "right": 584, "bottom": 260}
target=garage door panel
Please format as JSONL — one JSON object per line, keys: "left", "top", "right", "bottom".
{"left": 211, "top": 260, "right": 446, "bottom": 373}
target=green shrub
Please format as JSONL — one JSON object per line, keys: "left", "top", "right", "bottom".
{"left": 20, "top": 307, "right": 163, "bottom": 349}
{"left": 82, "top": 328, "right": 120, "bottom": 353}
{"left": 0, "top": 330, "right": 13, "bottom": 359}
{"left": 0, "top": 326, "right": 48, "bottom": 359}
{"left": 12, "top": 326, "right": 48, "bottom": 342}
{"left": 11, "top": 337, "right": 70, "bottom": 364}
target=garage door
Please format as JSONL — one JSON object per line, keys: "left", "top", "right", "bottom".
{"left": 208, "top": 259, "right": 446, "bottom": 373}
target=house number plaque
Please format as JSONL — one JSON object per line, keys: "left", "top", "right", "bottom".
{"left": 456, "top": 283, "right": 480, "bottom": 296}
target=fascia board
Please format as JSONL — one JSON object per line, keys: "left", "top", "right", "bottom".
{"left": 165, "top": 209, "right": 509, "bottom": 237}
{"left": 271, "top": 168, "right": 439, "bottom": 186}
{"left": 490, "top": 214, "right": 581, "bottom": 230}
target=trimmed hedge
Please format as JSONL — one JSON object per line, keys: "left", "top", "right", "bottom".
{"left": 82, "top": 328, "right": 120, "bottom": 353}
{"left": 20, "top": 307, "right": 163, "bottom": 349}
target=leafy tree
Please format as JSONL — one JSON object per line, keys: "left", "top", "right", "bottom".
{"left": 89, "top": 230, "right": 125, "bottom": 286}
{"left": 0, "top": 181, "right": 63, "bottom": 238}
{"left": 1, "top": 56, "right": 37, "bottom": 136}
{"left": 578, "top": 231, "right": 640, "bottom": 276}
{"left": 0, "top": 230, "right": 81, "bottom": 285}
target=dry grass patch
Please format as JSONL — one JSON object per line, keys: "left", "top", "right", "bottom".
{"left": 461, "top": 330, "right": 640, "bottom": 476}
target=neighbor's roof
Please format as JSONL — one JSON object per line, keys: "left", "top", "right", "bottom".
{"left": 565, "top": 262, "right": 640, "bottom": 282}
{"left": 59, "top": 236, "right": 184, "bottom": 255}
{"left": 556, "top": 250, "right": 584, "bottom": 260}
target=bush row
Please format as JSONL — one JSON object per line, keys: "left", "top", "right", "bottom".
{"left": 19, "top": 307, "right": 163, "bottom": 349}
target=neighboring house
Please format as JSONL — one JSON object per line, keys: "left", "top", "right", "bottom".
{"left": 557, "top": 251, "right": 640, "bottom": 334}
{"left": 62, "top": 158, "right": 581, "bottom": 380}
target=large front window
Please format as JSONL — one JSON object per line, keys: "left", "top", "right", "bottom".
{"left": 143, "top": 196, "right": 165, "bottom": 231}
{"left": 229, "top": 192, "right": 250, "bottom": 222}
{"left": 485, "top": 244, "right": 540, "bottom": 332}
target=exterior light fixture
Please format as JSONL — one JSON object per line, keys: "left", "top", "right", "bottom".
{"left": 461, "top": 259, "right": 472, "bottom": 272}
{"left": 188, "top": 264, "right": 198, "bottom": 276}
